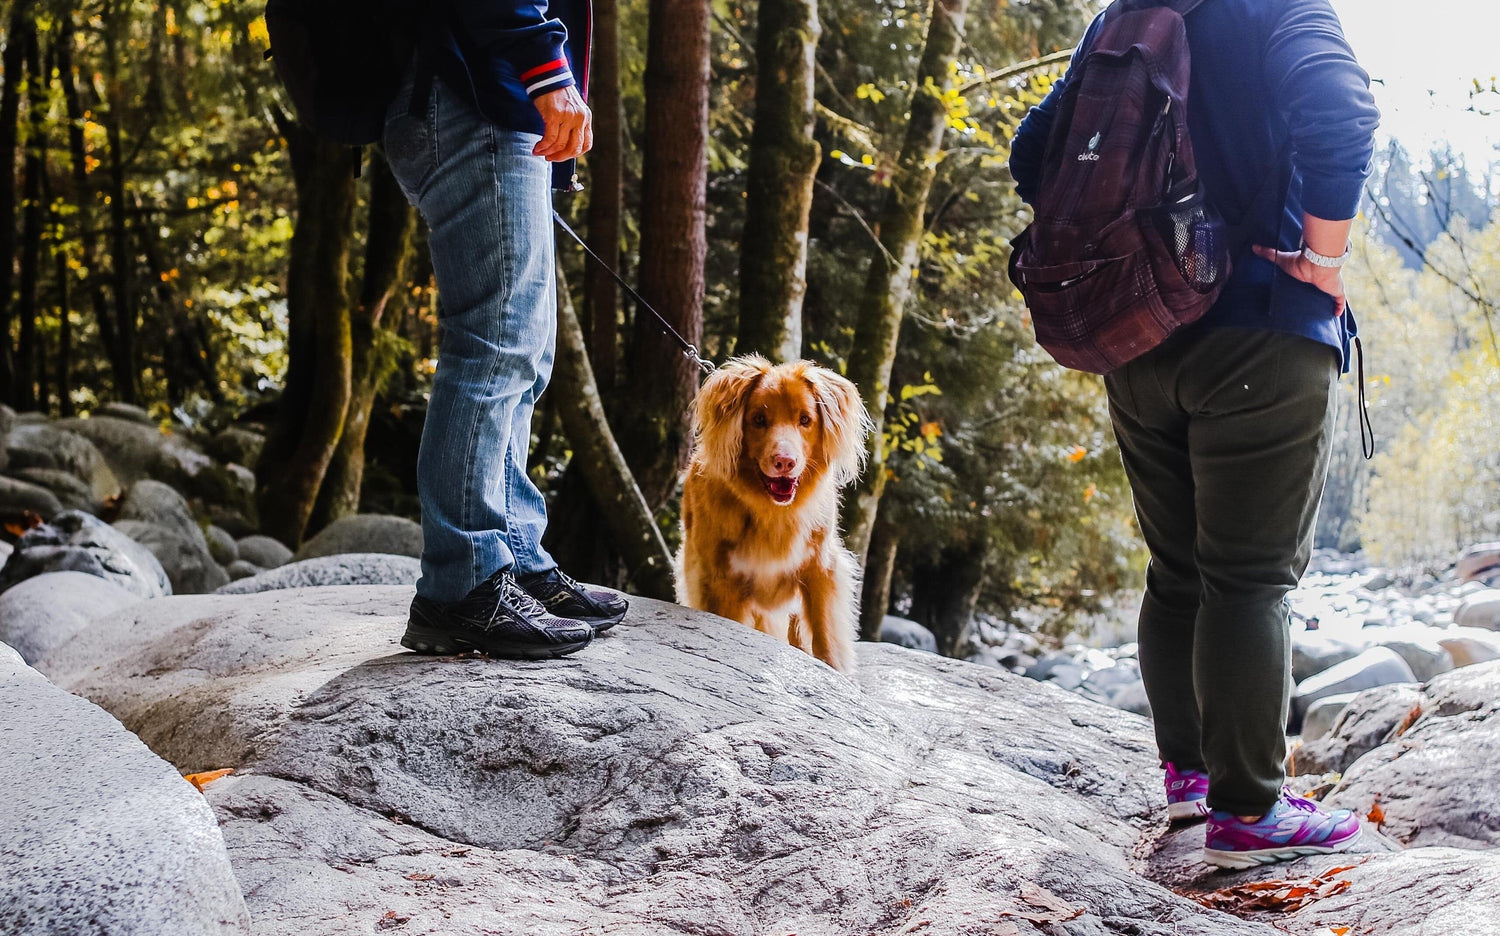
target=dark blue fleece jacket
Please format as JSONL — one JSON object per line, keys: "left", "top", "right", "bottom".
{"left": 1009, "top": 0, "right": 1380, "bottom": 369}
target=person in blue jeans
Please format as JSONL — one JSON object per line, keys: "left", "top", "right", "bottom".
{"left": 1010, "top": 0, "right": 1378, "bottom": 868}
{"left": 384, "top": 0, "right": 626, "bottom": 659}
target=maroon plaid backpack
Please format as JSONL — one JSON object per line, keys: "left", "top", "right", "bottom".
{"left": 1008, "top": 0, "right": 1237, "bottom": 374}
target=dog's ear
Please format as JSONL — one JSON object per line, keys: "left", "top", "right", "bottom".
{"left": 805, "top": 366, "right": 874, "bottom": 486}
{"left": 692, "top": 355, "right": 769, "bottom": 480}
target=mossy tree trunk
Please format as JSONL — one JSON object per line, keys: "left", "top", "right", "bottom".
{"left": 620, "top": 0, "right": 710, "bottom": 509}
{"left": 14, "top": 29, "right": 44, "bottom": 409}
{"left": 100, "top": 0, "right": 138, "bottom": 404}
{"left": 840, "top": 0, "right": 971, "bottom": 561}
{"left": 735, "top": 0, "right": 820, "bottom": 362}
{"left": 0, "top": 0, "right": 38, "bottom": 404}
{"left": 256, "top": 126, "right": 355, "bottom": 548}
{"left": 311, "top": 149, "right": 416, "bottom": 531}
{"left": 858, "top": 506, "right": 900, "bottom": 641}
{"left": 553, "top": 261, "right": 676, "bottom": 599}
{"left": 584, "top": 0, "right": 623, "bottom": 391}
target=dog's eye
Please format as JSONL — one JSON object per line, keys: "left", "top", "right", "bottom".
{"left": 799, "top": 413, "right": 813, "bottom": 427}
{"left": 752, "top": 412, "right": 768, "bottom": 428}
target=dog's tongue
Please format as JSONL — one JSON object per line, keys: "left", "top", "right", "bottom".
{"left": 764, "top": 475, "right": 797, "bottom": 502}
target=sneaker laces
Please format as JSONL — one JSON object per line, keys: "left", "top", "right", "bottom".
{"left": 500, "top": 574, "right": 550, "bottom": 620}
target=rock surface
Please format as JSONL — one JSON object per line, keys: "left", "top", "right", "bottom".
{"left": 39, "top": 587, "right": 1287, "bottom": 936}
{"left": 1292, "top": 683, "right": 1426, "bottom": 776}
{"left": 1456, "top": 589, "right": 1500, "bottom": 630}
{"left": 0, "top": 475, "right": 62, "bottom": 521}
{"left": 4, "top": 422, "right": 120, "bottom": 501}
{"left": 235, "top": 534, "right": 293, "bottom": 569}
{"left": 0, "top": 571, "right": 141, "bottom": 663}
{"left": 117, "top": 480, "right": 229, "bottom": 594}
{"left": 293, "top": 513, "right": 423, "bottom": 561}
{"left": 1458, "top": 542, "right": 1500, "bottom": 582}
{"left": 878, "top": 614, "right": 937, "bottom": 653}
{"left": 1325, "top": 660, "right": 1500, "bottom": 848}
{"left": 8, "top": 467, "right": 99, "bottom": 514}
{"left": 0, "top": 511, "right": 170, "bottom": 599}
{"left": 1299, "top": 691, "right": 1359, "bottom": 743}
{"left": 205, "top": 525, "right": 239, "bottom": 565}
{"left": 1291, "top": 647, "right": 1416, "bottom": 728}
{"left": 216, "top": 554, "right": 421, "bottom": 594}
{"left": 0, "top": 651, "right": 249, "bottom": 934}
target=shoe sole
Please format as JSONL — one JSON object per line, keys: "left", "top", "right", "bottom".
{"left": 1203, "top": 826, "right": 1361, "bottom": 870}
{"left": 587, "top": 609, "right": 628, "bottom": 634}
{"left": 1168, "top": 800, "right": 1211, "bottom": 822}
{"left": 400, "top": 623, "right": 592, "bottom": 660}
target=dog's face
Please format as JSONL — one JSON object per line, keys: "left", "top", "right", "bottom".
{"left": 692, "top": 355, "right": 873, "bottom": 507}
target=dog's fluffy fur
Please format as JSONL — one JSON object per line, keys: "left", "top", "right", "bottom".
{"left": 675, "top": 355, "right": 874, "bottom": 672}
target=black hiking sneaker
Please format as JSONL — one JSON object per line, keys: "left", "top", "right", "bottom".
{"left": 516, "top": 568, "right": 629, "bottom": 633}
{"left": 402, "top": 569, "right": 594, "bottom": 659}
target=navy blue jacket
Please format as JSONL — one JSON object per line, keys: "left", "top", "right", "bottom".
{"left": 1009, "top": 0, "right": 1380, "bottom": 369}
{"left": 426, "top": 0, "right": 592, "bottom": 188}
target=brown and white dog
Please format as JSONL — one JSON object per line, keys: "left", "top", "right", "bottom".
{"left": 675, "top": 355, "right": 873, "bottom": 672}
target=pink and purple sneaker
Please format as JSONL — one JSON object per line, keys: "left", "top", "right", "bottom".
{"left": 1164, "top": 762, "right": 1211, "bottom": 822}
{"left": 1203, "top": 791, "right": 1362, "bottom": 870}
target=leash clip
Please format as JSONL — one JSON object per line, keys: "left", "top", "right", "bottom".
{"left": 685, "top": 347, "right": 716, "bottom": 376}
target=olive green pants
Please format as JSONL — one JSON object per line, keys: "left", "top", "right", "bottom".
{"left": 1105, "top": 326, "right": 1339, "bottom": 815}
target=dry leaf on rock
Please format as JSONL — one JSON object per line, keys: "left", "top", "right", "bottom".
{"left": 183, "top": 768, "right": 234, "bottom": 792}
{"left": 1192, "top": 861, "right": 1365, "bottom": 915}
{"left": 997, "top": 884, "right": 1086, "bottom": 923}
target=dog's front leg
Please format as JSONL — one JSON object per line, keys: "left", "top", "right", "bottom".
{"left": 801, "top": 559, "right": 857, "bottom": 673}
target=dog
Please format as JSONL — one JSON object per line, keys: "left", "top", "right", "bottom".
{"left": 675, "top": 355, "right": 874, "bottom": 672}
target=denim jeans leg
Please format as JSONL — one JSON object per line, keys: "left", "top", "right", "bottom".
{"left": 503, "top": 301, "right": 558, "bottom": 576}
{"left": 384, "top": 74, "right": 556, "bottom": 603}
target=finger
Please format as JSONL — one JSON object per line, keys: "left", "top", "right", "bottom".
{"left": 549, "top": 123, "right": 581, "bottom": 162}
{"left": 579, "top": 117, "right": 594, "bottom": 156}
{"left": 534, "top": 117, "right": 564, "bottom": 158}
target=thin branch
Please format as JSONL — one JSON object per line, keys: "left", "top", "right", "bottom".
{"left": 954, "top": 49, "right": 1074, "bottom": 96}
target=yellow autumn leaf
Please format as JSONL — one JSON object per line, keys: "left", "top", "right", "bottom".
{"left": 184, "top": 768, "right": 234, "bottom": 792}
{"left": 1066, "top": 445, "right": 1087, "bottom": 462}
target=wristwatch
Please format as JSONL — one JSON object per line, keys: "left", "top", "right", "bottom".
{"left": 1301, "top": 241, "right": 1351, "bottom": 269}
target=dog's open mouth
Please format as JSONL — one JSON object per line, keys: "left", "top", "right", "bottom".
{"left": 761, "top": 474, "right": 799, "bottom": 504}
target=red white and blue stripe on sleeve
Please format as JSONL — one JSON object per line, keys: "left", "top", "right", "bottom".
{"left": 520, "top": 55, "right": 575, "bottom": 99}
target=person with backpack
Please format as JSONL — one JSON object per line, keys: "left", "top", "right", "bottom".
{"left": 378, "top": 0, "right": 628, "bottom": 659}
{"left": 1008, "top": 0, "right": 1379, "bottom": 869}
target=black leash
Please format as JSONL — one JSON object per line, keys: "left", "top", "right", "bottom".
{"left": 1354, "top": 335, "right": 1374, "bottom": 460}
{"left": 552, "top": 210, "right": 715, "bottom": 376}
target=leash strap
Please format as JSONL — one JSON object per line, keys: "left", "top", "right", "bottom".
{"left": 552, "top": 210, "right": 715, "bottom": 376}
{"left": 1354, "top": 335, "right": 1374, "bottom": 460}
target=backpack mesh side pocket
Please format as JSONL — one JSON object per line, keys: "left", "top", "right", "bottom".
{"left": 1151, "top": 192, "right": 1231, "bottom": 294}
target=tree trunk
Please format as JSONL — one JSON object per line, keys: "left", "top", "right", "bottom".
{"left": 256, "top": 129, "right": 356, "bottom": 548}
{"left": 54, "top": 228, "right": 72, "bottom": 416}
{"left": 736, "top": 0, "right": 820, "bottom": 362}
{"left": 311, "top": 149, "right": 416, "bottom": 531}
{"left": 620, "top": 0, "right": 710, "bottom": 509}
{"left": 14, "top": 29, "right": 43, "bottom": 409}
{"left": 554, "top": 260, "right": 676, "bottom": 599}
{"left": 0, "top": 0, "right": 38, "bottom": 403}
{"left": 909, "top": 541, "right": 987, "bottom": 658}
{"left": 584, "top": 0, "right": 622, "bottom": 391}
{"left": 840, "top": 0, "right": 971, "bottom": 560}
{"left": 101, "top": 1, "right": 138, "bottom": 403}
{"left": 858, "top": 505, "right": 900, "bottom": 641}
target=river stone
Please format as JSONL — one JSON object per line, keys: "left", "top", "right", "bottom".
{"left": 216, "top": 554, "right": 421, "bottom": 594}
{"left": 1325, "top": 661, "right": 1500, "bottom": 848}
{"left": 1455, "top": 589, "right": 1500, "bottom": 630}
{"left": 96, "top": 401, "right": 157, "bottom": 425}
{"left": 0, "top": 571, "right": 141, "bottom": 664}
{"left": 1438, "top": 629, "right": 1500, "bottom": 667}
{"left": 294, "top": 514, "right": 423, "bottom": 561}
{"left": 226, "top": 560, "right": 262, "bottom": 581}
{"left": 0, "top": 652, "right": 249, "bottom": 934}
{"left": 878, "top": 614, "right": 937, "bottom": 653}
{"left": 0, "top": 475, "right": 62, "bottom": 521}
{"left": 0, "top": 404, "right": 12, "bottom": 471}
{"left": 1109, "top": 679, "right": 1152, "bottom": 717}
{"left": 236, "top": 534, "right": 293, "bottom": 570}
{"left": 1291, "top": 647, "right": 1416, "bottom": 729}
{"left": 119, "top": 479, "right": 200, "bottom": 541}
{"left": 1293, "top": 683, "right": 1426, "bottom": 777}
{"left": 115, "top": 519, "right": 230, "bottom": 595}
{"left": 57, "top": 415, "right": 175, "bottom": 485}
{"left": 4, "top": 422, "right": 120, "bottom": 502}
{"left": 205, "top": 525, "right": 239, "bottom": 565}
{"left": 1299, "top": 691, "right": 1359, "bottom": 743}
{"left": 0, "top": 511, "right": 170, "bottom": 599}
{"left": 8, "top": 467, "right": 98, "bottom": 514}
{"left": 1378, "top": 636, "right": 1455, "bottom": 681}
{"left": 206, "top": 426, "right": 265, "bottom": 469}
{"left": 40, "top": 588, "right": 1280, "bottom": 936}
{"left": 1457, "top": 542, "right": 1500, "bottom": 583}
{"left": 1291, "top": 630, "right": 1367, "bottom": 682}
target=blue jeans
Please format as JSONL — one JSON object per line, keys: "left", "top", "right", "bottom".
{"left": 384, "top": 69, "right": 558, "bottom": 602}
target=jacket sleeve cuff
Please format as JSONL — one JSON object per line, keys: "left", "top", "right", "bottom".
{"left": 1299, "top": 172, "right": 1367, "bottom": 221}
{"left": 517, "top": 40, "right": 575, "bottom": 99}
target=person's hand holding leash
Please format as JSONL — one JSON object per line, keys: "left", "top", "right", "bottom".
{"left": 533, "top": 86, "right": 593, "bottom": 162}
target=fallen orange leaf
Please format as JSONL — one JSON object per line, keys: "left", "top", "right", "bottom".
{"left": 183, "top": 768, "right": 234, "bottom": 792}
{"left": 1367, "top": 800, "right": 1386, "bottom": 827}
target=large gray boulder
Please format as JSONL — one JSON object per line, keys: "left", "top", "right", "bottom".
{"left": 1378, "top": 635, "right": 1455, "bottom": 681}
{"left": 117, "top": 481, "right": 229, "bottom": 594}
{"left": 1299, "top": 691, "right": 1359, "bottom": 743}
{"left": 57, "top": 415, "right": 186, "bottom": 485}
{"left": 1438, "top": 628, "right": 1500, "bottom": 667}
{"left": 1292, "top": 683, "right": 1426, "bottom": 776}
{"left": 0, "top": 571, "right": 141, "bottom": 663}
{"left": 7, "top": 466, "right": 98, "bottom": 514}
{"left": 0, "top": 511, "right": 170, "bottom": 599}
{"left": 205, "top": 426, "right": 265, "bottom": 469}
{"left": 0, "top": 403, "right": 12, "bottom": 472}
{"left": 216, "top": 554, "right": 421, "bottom": 594}
{"left": 205, "top": 525, "right": 239, "bottom": 566}
{"left": 1290, "top": 630, "right": 1367, "bottom": 682}
{"left": 294, "top": 514, "right": 423, "bottom": 561}
{"left": 235, "top": 534, "right": 293, "bottom": 570}
{"left": 1457, "top": 542, "right": 1500, "bottom": 582}
{"left": 4, "top": 422, "right": 120, "bottom": 502}
{"left": 1291, "top": 646, "right": 1416, "bottom": 728}
{"left": 877, "top": 614, "right": 937, "bottom": 653}
{"left": 1326, "top": 661, "right": 1500, "bottom": 848}
{"left": 96, "top": 401, "right": 156, "bottom": 425}
{"left": 1455, "top": 589, "right": 1500, "bottom": 630}
{"left": 40, "top": 587, "right": 1282, "bottom": 936}
{"left": 0, "top": 475, "right": 62, "bottom": 521}
{"left": 0, "top": 652, "right": 249, "bottom": 934}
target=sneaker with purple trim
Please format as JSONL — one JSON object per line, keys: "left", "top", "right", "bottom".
{"left": 1164, "top": 762, "right": 1210, "bottom": 822}
{"left": 1203, "top": 791, "right": 1362, "bottom": 870}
